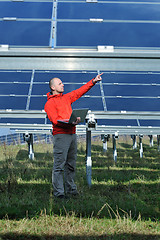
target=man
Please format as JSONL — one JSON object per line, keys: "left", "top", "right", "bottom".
{"left": 44, "top": 73, "right": 103, "bottom": 198}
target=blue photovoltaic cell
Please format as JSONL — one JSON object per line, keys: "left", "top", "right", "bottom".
{"left": 34, "top": 73, "right": 54, "bottom": 82}
{"left": 57, "top": 22, "right": 160, "bottom": 48}
{"left": 0, "top": 118, "right": 46, "bottom": 124}
{"left": 30, "top": 97, "right": 47, "bottom": 110}
{"left": 0, "top": 2, "right": 53, "bottom": 18}
{"left": 58, "top": 3, "right": 160, "bottom": 21}
{"left": 102, "top": 72, "right": 160, "bottom": 84}
{"left": 0, "top": 22, "right": 51, "bottom": 47}
{"left": 139, "top": 120, "right": 160, "bottom": 127}
{"left": 34, "top": 72, "right": 97, "bottom": 83}
{"left": 98, "top": 119, "right": 139, "bottom": 126}
{"left": 61, "top": 74, "right": 96, "bottom": 83}
{"left": 105, "top": 98, "right": 160, "bottom": 111}
{"left": 72, "top": 97, "right": 104, "bottom": 111}
{"left": 32, "top": 83, "right": 50, "bottom": 95}
{"left": 103, "top": 85, "right": 160, "bottom": 97}
{"left": 0, "top": 83, "right": 29, "bottom": 95}
{"left": 0, "top": 71, "right": 32, "bottom": 82}
{"left": 0, "top": 96, "right": 27, "bottom": 110}
{"left": 0, "top": 71, "right": 31, "bottom": 110}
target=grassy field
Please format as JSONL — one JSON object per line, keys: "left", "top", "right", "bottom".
{"left": 0, "top": 135, "right": 159, "bottom": 240}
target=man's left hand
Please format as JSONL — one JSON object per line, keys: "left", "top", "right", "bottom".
{"left": 72, "top": 117, "right": 81, "bottom": 125}
{"left": 93, "top": 73, "right": 103, "bottom": 83}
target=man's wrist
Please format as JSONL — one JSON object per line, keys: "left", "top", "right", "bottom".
{"left": 92, "top": 78, "right": 96, "bottom": 84}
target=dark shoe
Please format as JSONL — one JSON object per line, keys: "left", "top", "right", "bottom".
{"left": 55, "top": 195, "right": 68, "bottom": 200}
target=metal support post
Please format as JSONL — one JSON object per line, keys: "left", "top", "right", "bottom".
{"left": 86, "top": 129, "right": 92, "bottom": 187}
{"left": 85, "top": 113, "right": 97, "bottom": 187}
{"left": 112, "top": 132, "right": 118, "bottom": 162}
{"left": 131, "top": 135, "right": 137, "bottom": 149}
{"left": 101, "top": 134, "right": 110, "bottom": 153}
{"left": 103, "top": 140, "right": 108, "bottom": 153}
{"left": 87, "top": 111, "right": 97, "bottom": 129}
{"left": 23, "top": 133, "right": 34, "bottom": 160}
{"left": 157, "top": 135, "right": 160, "bottom": 151}
{"left": 139, "top": 135, "right": 143, "bottom": 158}
{"left": 148, "top": 135, "right": 153, "bottom": 147}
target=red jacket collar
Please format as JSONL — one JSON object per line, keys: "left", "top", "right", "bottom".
{"left": 46, "top": 92, "right": 63, "bottom": 100}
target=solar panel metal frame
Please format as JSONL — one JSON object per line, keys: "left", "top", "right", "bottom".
{"left": 1, "top": 110, "right": 160, "bottom": 135}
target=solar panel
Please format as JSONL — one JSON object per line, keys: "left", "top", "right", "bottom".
{"left": 58, "top": 2, "right": 160, "bottom": 20}
{"left": 0, "top": 2, "right": 53, "bottom": 18}
{"left": 29, "top": 97, "right": 47, "bottom": 112}
{"left": 0, "top": 83, "right": 29, "bottom": 95}
{"left": 0, "top": 71, "right": 32, "bottom": 82}
{"left": 56, "top": 1, "right": 160, "bottom": 48}
{"left": 139, "top": 120, "right": 160, "bottom": 127}
{"left": 57, "top": 22, "right": 160, "bottom": 48}
{"left": 102, "top": 72, "right": 160, "bottom": 84}
{"left": 106, "top": 98, "right": 160, "bottom": 111}
{"left": 0, "top": 96, "right": 27, "bottom": 110}
{"left": 72, "top": 97, "right": 104, "bottom": 111}
{"left": 0, "top": 21, "right": 52, "bottom": 47}
{"left": 0, "top": 71, "right": 31, "bottom": 110}
{"left": 0, "top": 1, "right": 53, "bottom": 47}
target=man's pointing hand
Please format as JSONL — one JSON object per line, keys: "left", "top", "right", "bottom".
{"left": 93, "top": 73, "right": 103, "bottom": 83}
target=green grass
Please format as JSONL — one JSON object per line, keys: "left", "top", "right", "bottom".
{"left": 0, "top": 136, "right": 159, "bottom": 239}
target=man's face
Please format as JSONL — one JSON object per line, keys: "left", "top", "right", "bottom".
{"left": 51, "top": 78, "right": 64, "bottom": 94}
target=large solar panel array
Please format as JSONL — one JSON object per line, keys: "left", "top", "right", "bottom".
{"left": 1, "top": 0, "right": 160, "bottom": 49}
{"left": 0, "top": 0, "right": 160, "bottom": 133}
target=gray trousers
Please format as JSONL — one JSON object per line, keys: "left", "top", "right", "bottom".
{"left": 52, "top": 134, "right": 78, "bottom": 197}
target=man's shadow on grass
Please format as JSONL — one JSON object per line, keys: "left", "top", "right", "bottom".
{"left": 0, "top": 233, "right": 159, "bottom": 240}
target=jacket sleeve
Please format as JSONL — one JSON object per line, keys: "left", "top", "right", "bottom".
{"left": 66, "top": 79, "right": 95, "bottom": 104}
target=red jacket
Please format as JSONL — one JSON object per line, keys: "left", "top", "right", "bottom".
{"left": 44, "top": 79, "right": 95, "bottom": 135}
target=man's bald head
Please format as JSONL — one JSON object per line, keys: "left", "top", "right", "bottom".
{"left": 49, "top": 77, "right": 64, "bottom": 95}
{"left": 49, "top": 78, "right": 60, "bottom": 90}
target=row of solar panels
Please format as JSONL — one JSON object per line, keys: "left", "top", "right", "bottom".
{"left": 1, "top": 70, "right": 160, "bottom": 112}
{"left": 0, "top": 0, "right": 160, "bottom": 48}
